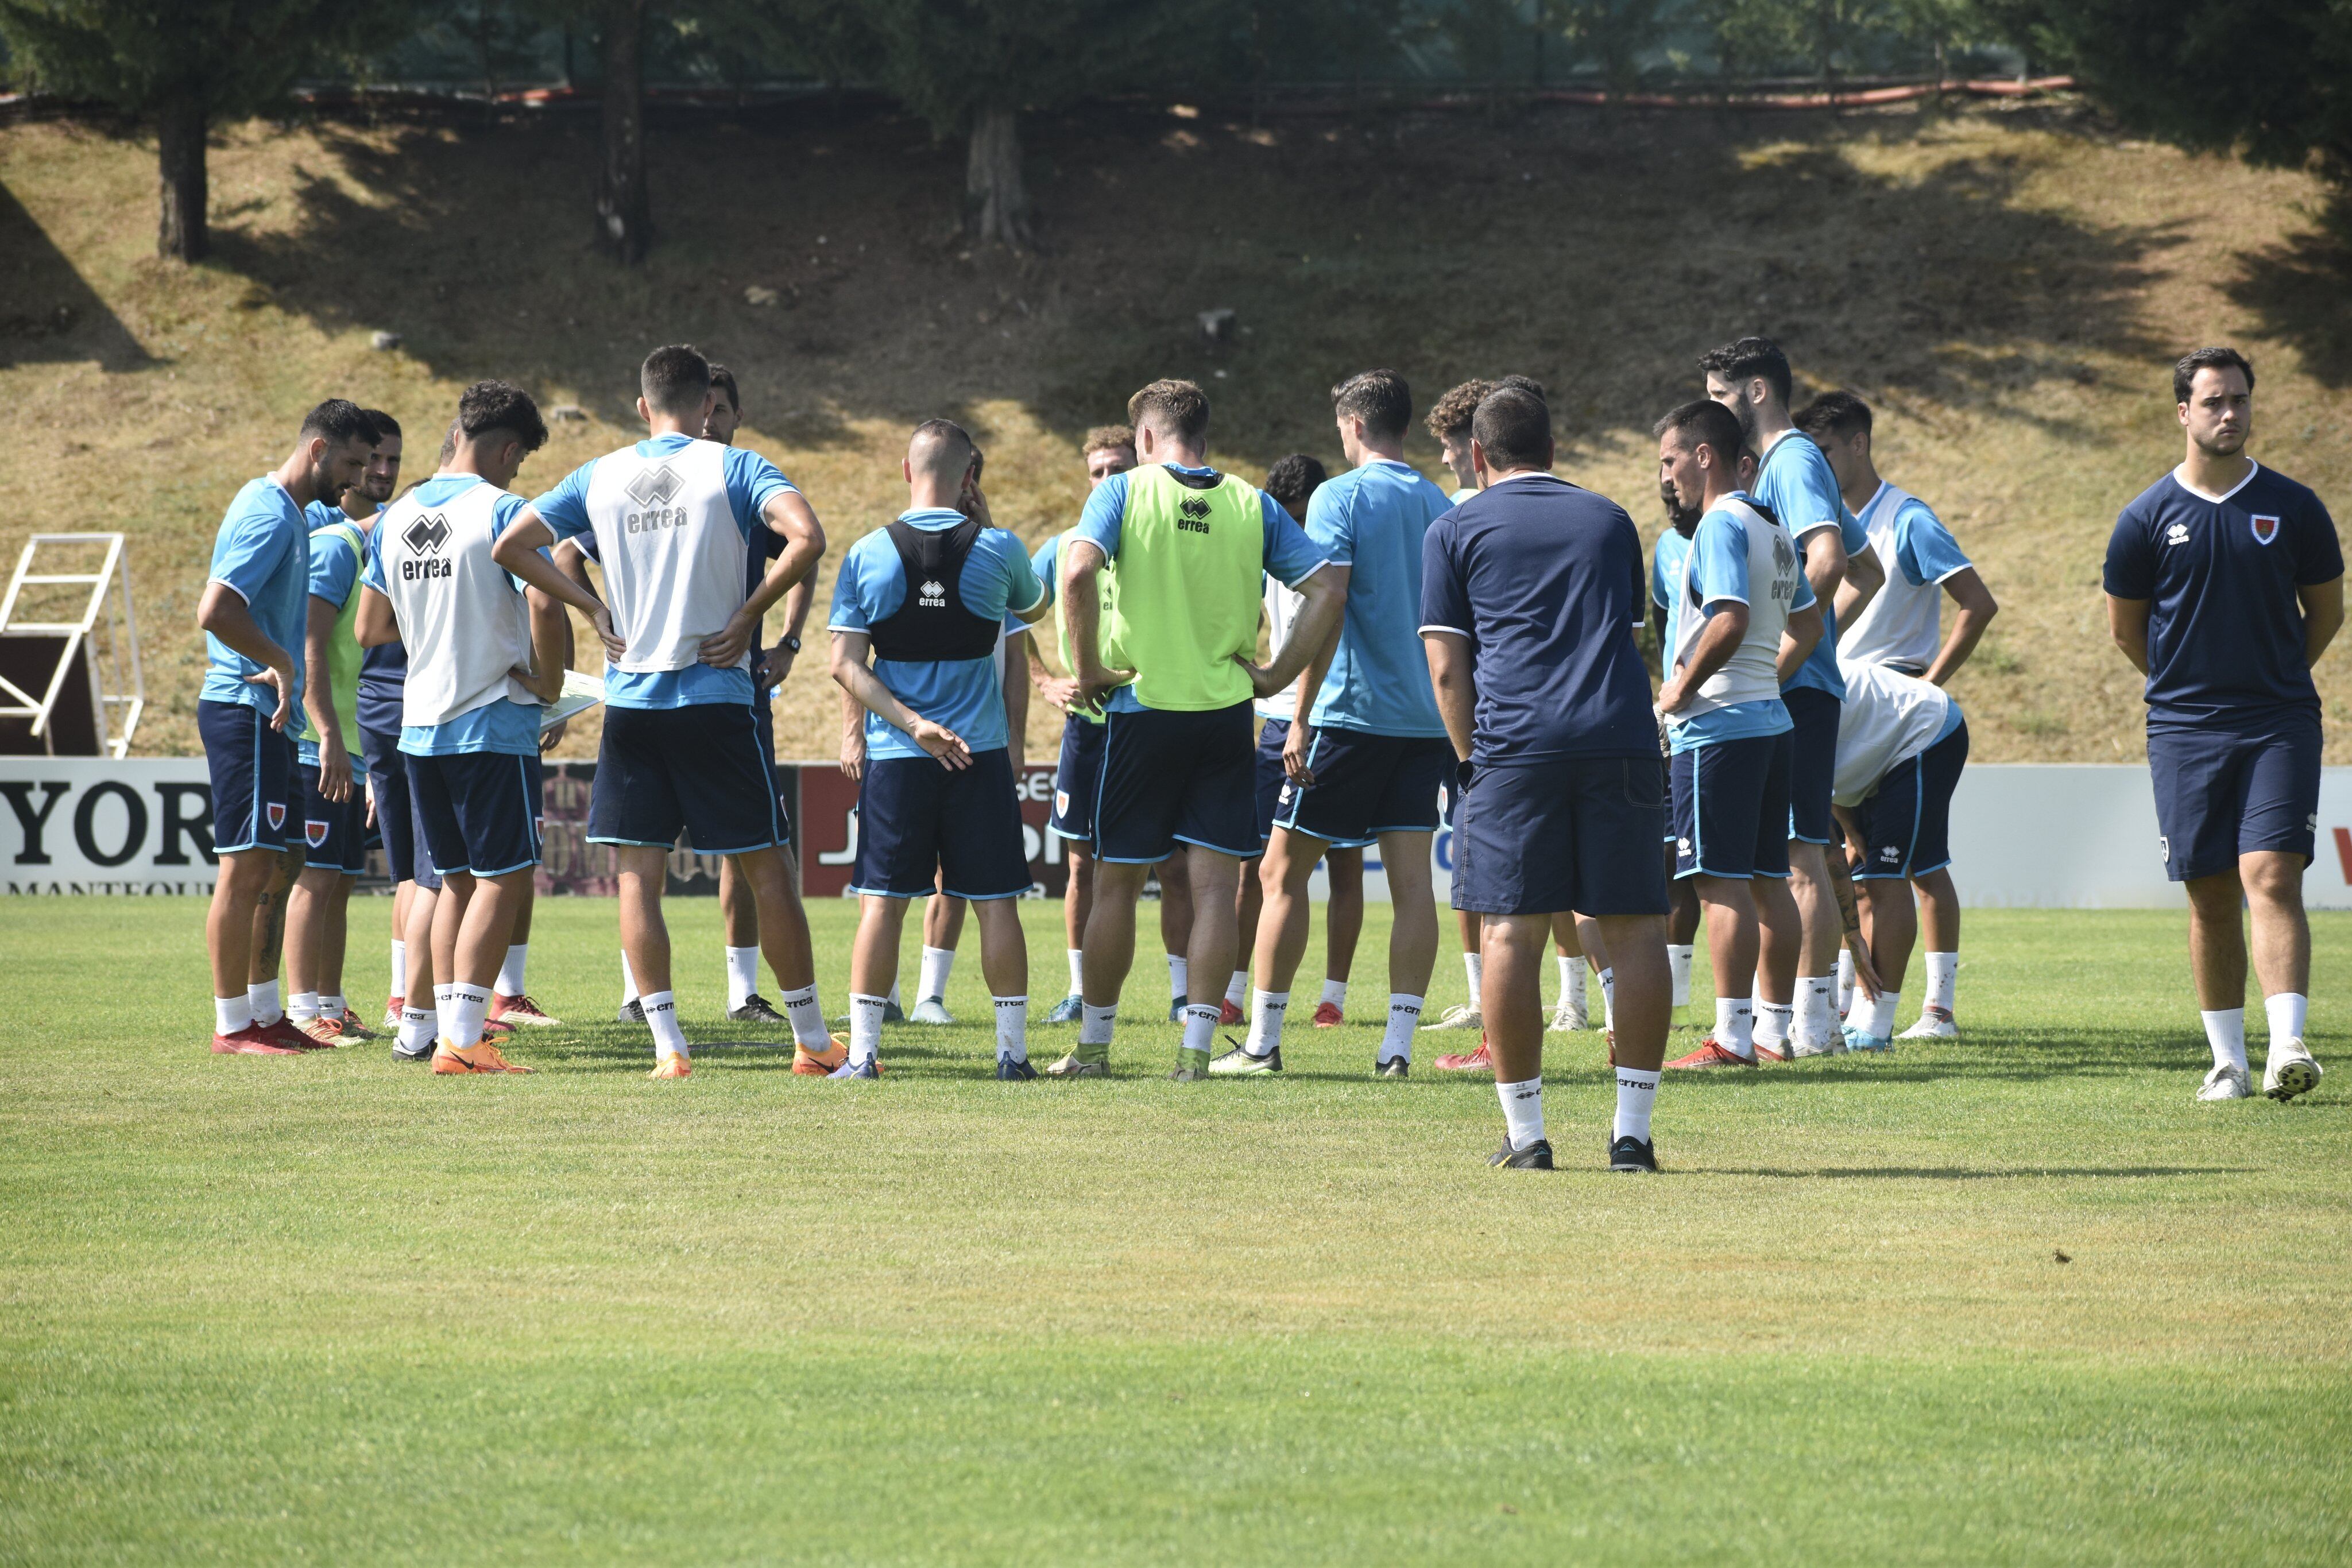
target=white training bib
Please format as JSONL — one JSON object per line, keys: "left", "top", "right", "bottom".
{"left": 1673, "top": 494, "right": 1802, "bottom": 720}
{"left": 1832, "top": 662, "right": 1953, "bottom": 806}
{"left": 377, "top": 478, "right": 536, "bottom": 731}
{"left": 1254, "top": 574, "right": 1305, "bottom": 721}
{"left": 1837, "top": 482, "right": 1943, "bottom": 673}
{"left": 581, "top": 439, "right": 749, "bottom": 675}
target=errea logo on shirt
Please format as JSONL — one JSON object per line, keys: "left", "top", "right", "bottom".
{"left": 1177, "top": 497, "right": 1213, "bottom": 535}
{"left": 623, "top": 463, "right": 689, "bottom": 535}
{"left": 918, "top": 579, "right": 947, "bottom": 607}
{"left": 400, "top": 513, "right": 452, "bottom": 580}
{"left": 2165, "top": 522, "right": 2191, "bottom": 547}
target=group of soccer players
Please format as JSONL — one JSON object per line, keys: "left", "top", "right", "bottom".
{"left": 193, "top": 334, "right": 2332, "bottom": 1172}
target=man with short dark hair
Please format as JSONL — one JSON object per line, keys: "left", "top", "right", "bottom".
{"left": 525, "top": 343, "right": 834, "bottom": 1079}
{"left": 1421, "top": 385, "right": 1673, "bottom": 1170}
{"left": 1653, "top": 398, "right": 1824, "bottom": 1072}
{"left": 1053, "top": 378, "right": 1346, "bottom": 1079}
{"left": 1798, "top": 388, "right": 1998, "bottom": 1041}
{"left": 829, "top": 420, "right": 1049, "bottom": 1078}
{"left": 1701, "top": 336, "right": 1882, "bottom": 1059}
{"left": 1220, "top": 370, "right": 1452, "bottom": 1078}
{"left": 2105, "top": 347, "right": 2342, "bottom": 1102}
{"left": 196, "top": 398, "right": 376, "bottom": 1056}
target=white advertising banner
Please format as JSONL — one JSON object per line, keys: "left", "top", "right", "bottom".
{"left": 6, "top": 759, "right": 2352, "bottom": 908}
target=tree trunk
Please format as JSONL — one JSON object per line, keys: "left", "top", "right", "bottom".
{"left": 965, "top": 106, "right": 1030, "bottom": 249}
{"left": 595, "top": 0, "right": 650, "bottom": 264}
{"left": 156, "top": 90, "right": 207, "bottom": 263}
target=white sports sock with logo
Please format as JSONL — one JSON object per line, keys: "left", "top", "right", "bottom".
{"left": 1796, "top": 977, "right": 1837, "bottom": 1049}
{"left": 215, "top": 995, "right": 253, "bottom": 1036}
{"left": 1225, "top": 969, "right": 1250, "bottom": 1011}
{"left": 919, "top": 944, "right": 955, "bottom": 1003}
{"left": 1862, "top": 989, "right": 1900, "bottom": 1041}
{"left": 1463, "top": 950, "right": 1483, "bottom": 1004}
{"left": 2202, "top": 1008, "right": 2247, "bottom": 1073}
{"left": 1320, "top": 976, "right": 1347, "bottom": 1010}
{"left": 620, "top": 952, "right": 639, "bottom": 1006}
{"left": 641, "top": 990, "right": 688, "bottom": 1061}
{"left": 1080, "top": 1003, "right": 1116, "bottom": 1048}
{"left": 249, "top": 978, "right": 283, "bottom": 1028}
{"left": 398, "top": 1005, "right": 434, "bottom": 1055}
{"left": 448, "top": 984, "right": 490, "bottom": 1051}
{"left": 1167, "top": 953, "right": 1188, "bottom": 1003}
{"left": 847, "top": 993, "right": 887, "bottom": 1067}
{"left": 779, "top": 984, "right": 828, "bottom": 1048}
{"left": 1600, "top": 967, "right": 1616, "bottom": 1033}
{"left": 1558, "top": 954, "right": 1586, "bottom": 1011}
{"left": 1614, "top": 1067, "right": 1659, "bottom": 1142}
{"left": 1716, "top": 997, "right": 1755, "bottom": 1060}
{"left": 1924, "top": 951, "right": 1959, "bottom": 1016}
{"left": 1668, "top": 944, "right": 1693, "bottom": 1008}
{"left": 1380, "top": 994, "right": 1421, "bottom": 1063}
{"left": 725, "top": 946, "right": 760, "bottom": 1009}
{"left": 434, "top": 982, "right": 455, "bottom": 1038}
{"left": 497, "top": 943, "right": 528, "bottom": 997}
{"left": 1065, "top": 949, "right": 1085, "bottom": 996}
{"left": 1753, "top": 994, "right": 1792, "bottom": 1054}
{"left": 288, "top": 990, "right": 320, "bottom": 1023}
{"left": 1835, "top": 948, "right": 1855, "bottom": 1017}
{"left": 1182, "top": 1002, "right": 1220, "bottom": 1057}
{"left": 319, "top": 993, "right": 345, "bottom": 1023}
{"left": 995, "top": 996, "right": 1028, "bottom": 1063}
{"left": 389, "top": 938, "right": 407, "bottom": 997}
{"left": 1497, "top": 1075, "right": 1545, "bottom": 1151}
{"left": 2265, "top": 992, "right": 2308, "bottom": 1049}
{"left": 1245, "top": 990, "right": 1289, "bottom": 1056}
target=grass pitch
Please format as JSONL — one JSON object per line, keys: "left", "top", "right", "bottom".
{"left": 3, "top": 896, "right": 2349, "bottom": 1563}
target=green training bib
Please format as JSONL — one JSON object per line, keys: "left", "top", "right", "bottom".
{"left": 1101, "top": 465, "right": 1264, "bottom": 713}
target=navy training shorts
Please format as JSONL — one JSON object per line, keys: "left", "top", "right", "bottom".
{"left": 1049, "top": 713, "right": 1108, "bottom": 844}
{"left": 1783, "top": 685, "right": 1841, "bottom": 846}
{"left": 1095, "top": 700, "right": 1258, "bottom": 862}
{"left": 1848, "top": 718, "right": 1970, "bottom": 881}
{"left": 408, "top": 749, "right": 541, "bottom": 878}
{"left": 297, "top": 758, "right": 372, "bottom": 875}
{"left": 199, "top": 698, "right": 298, "bottom": 855}
{"left": 850, "top": 747, "right": 1031, "bottom": 900}
{"left": 1450, "top": 755, "right": 1670, "bottom": 917}
{"left": 1273, "top": 724, "right": 1448, "bottom": 847}
{"left": 2147, "top": 710, "right": 2320, "bottom": 882}
{"left": 363, "top": 723, "right": 439, "bottom": 891}
{"left": 1673, "top": 731, "right": 1794, "bottom": 881}
{"left": 589, "top": 701, "right": 786, "bottom": 855}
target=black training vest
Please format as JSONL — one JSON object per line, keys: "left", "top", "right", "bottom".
{"left": 869, "top": 514, "right": 1001, "bottom": 661}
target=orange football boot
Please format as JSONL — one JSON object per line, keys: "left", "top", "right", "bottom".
{"left": 649, "top": 1054, "right": 692, "bottom": 1080}
{"left": 431, "top": 1039, "right": 532, "bottom": 1074}
{"left": 792, "top": 1033, "right": 850, "bottom": 1077}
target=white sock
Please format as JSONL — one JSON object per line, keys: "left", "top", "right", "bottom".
{"left": 995, "top": 996, "right": 1028, "bottom": 1062}
{"left": 434, "top": 981, "right": 455, "bottom": 1033}
{"left": 496, "top": 943, "right": 527, "bottom": 997}
{"left": 389, "top": 938, "right": 407, "bottom": 997}
{"left": 288, "top": 990, "right": 320, "bottom": 1023}
{"left": 248, "top": 978, "right": 283, "bottom": 1028}
{"left": 1245, "top": 990, "right": 1289, "bottom": 1056}
{"left": 1320, "top": 976, "right": 1347, "bottom": 1010}
{"left": 1181, "top": 1002, "right": 1219, "bottom": 1056}
{"left": 398, "top": 1004, "right": 434, "bottom": 1054}
{"left": 919, "top": 944, "right": 955, "bottom": 1003}
{"left": 1600, "top": 967, "right": 1616, "bottom": 1032}
{"left": 1835, "top": 948, "right": 1855, "bottom": 1017}
{"left": 1167, "top": 953, "right": 1188, "bottom": 1002}
{"left": 779, "top": 984, "right": 828, "bottom": 1048}
{"left": 1796, "top": 977, "right": 1836, "bottom": 1048}
{"left": 1080, "top": 1003, "right": 1116, "bottom": 1047}
{"left": 888, "top": 979, "right": 902, "bottom": 1008}
{"left": 1863, "top": 989, "right": 1900, "bottom": 1041}
{"left": 1753, "top": 996, "right": 1792, "bottom": 1053}
{"left": 1668, "top": 944, "right": 1693, "bottom": 1008}
{"left": 319, "top": 993, "right": 345, "bottom": 1023}
{"left": 1558, "top": 953, "right": 1586, "bottom": 1008}
{"left": 725, "top": 946, "right": 760, "bottom": 1009}
{"left": 1925, "top": 951, "right": 1958, "bottom": 1016}
{"left": 848, "top": 993, "right": 887, "bottom": 1066}
{"left": 1066, "top": 948, "right": 1085, "bottom": 996}
{"left": 1463, "top": 950, "right": 1483, "bottom": 1002}
{"left": 2202, "top": 1008, "right": 2247, "bottom": 1073}
{"left": 620, "top": 952, "right": 638, "bottom": 1006}
{"left": 1715, "top": 997, "right": 1755, "bottom": 1060}
{"left": 214, "top": 994, "right": 253, "bottom": 1035}
{"left": 1380, "top": 994, "right": 1421, "bottom": 1063}
{"left": 448, "top": 984, "right": 489, "bottom": 1051}
{"left": 1497, "top": 1075, "right": 1545, "bottom": 1151}
{"left": 2265, "top": 992, "right": 2308, "bottom": 1050}
{"left": 643, "top": 990, "right": 689, "bottom": 1061}
{"left": 1225, "top": 969, "right": 1250, "bottom": 1011}
{"left": 1614, "top": 1067, "right": 1659, "bottom": 1143}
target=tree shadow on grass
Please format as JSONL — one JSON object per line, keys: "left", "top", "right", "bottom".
{"left": 1712, "top": 1164, "right": 2253, "bottom": 1180}
{"left": 0, "top": 183, "right": 152, "bottom": 371}
{"left": 2226, "top": 219, "right": 2352, "bottom": 389}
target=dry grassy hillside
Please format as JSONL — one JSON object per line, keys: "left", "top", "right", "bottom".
{"left": 5, "top": 95, "right": 2350, "bottom": 763}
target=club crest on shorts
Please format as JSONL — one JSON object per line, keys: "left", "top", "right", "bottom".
{"left": 305, "top": 819, "right": 329, "bottom": 848}
{"left": 2251, "top": 513, "right": 2281, "bottom": 545}
{"left": 1054, "top": 789, "right": 1070, "bottom": 816}
{"left": 266, "top": 802, "right": 287, "bottom": 830}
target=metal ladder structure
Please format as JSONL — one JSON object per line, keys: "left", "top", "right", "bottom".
{"left": 0, "top": 533, "right": 146, "bottom": 757}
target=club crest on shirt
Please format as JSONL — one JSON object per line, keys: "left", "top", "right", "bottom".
{"left": 2252, "top": 513, "right": 2281, "bottom": 545}
{"left": 305, "top": 819, "right": 329, "bottom": 848}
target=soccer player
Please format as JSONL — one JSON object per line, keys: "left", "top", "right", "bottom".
{"left": 1653, "top": 399, "right": 1824, "bottom": 1070}
{"left": 1649, "top": 471, "right": 1704, "bottom": 1014}
{"left": 1051, "top": 378, "right": 1345, "bottom": 1079}
{"left": 1797, "top": 389, "right": 1997, "bottom": 1039}
{"left": 283, "top": 410, "right": 400, "bottom": 1044}
{"left": 1422, "top": 378, "right": 1493, "bottom": 1030}
{"left": 357, "top": 381, "right": 591, "bottom": 1074}
{"left": 1702, "top": 336, "right": 1882, "bottom": 1059}
{"left": 829, "top": 420, "right": 1049, "bottom": 1078}
{"left": 1221, "top": 371, "right": 1452, "bottom": 1078}
{"left": 1829, "top": 663, "right": 1970, "bottom": 1052}
{"left": 1218, "top": 454, "right": 1368, "bottom": 1031}
{"left": 1421, "top": 384, "right": 1674, "bottom": 1171}
{"left": 1031, "top": 425, "right": 1136, "bottom": 1023}
{"left": 2105, "top": 347, "right": 2341, "bottom": 1103}
{"left": 196, "top": 399, "right": 375, "bottom": 1055}
{"left": 523, "top": 344, "right": 834, "bottom": 1080}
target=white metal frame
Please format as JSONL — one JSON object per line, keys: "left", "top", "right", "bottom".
{"left": 0, "top": 533, "right": 145, "bottom": 758}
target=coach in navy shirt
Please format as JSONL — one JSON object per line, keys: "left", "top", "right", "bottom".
{"left": 1421, "top": 384, "right": 1671, "bottom": 1174}
{"left": 2105, "top": 346, "right": 2341, "bottom": 1105}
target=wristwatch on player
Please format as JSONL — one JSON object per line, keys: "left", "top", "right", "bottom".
{"left": 782, "top": 635, "right": 802, "bottom": 655}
